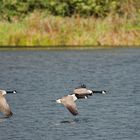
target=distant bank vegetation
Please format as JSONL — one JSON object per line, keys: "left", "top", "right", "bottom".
{"left": 0, "top": 0, "right": 139, "bottom": 20}
{"left": 0, "top": 0, "right": 140, "bottom": 46}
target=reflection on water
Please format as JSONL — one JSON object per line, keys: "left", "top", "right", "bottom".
{"left": 0, "top": 116, "right": 12, "bottom": 123}
{"left": 60, "top": 119, "right": 78, "bottom": 124}
{"left": 0, "top": 118, "right": 6, "bottom": 123}
{"left": 0, "top": 48, "right": 140, "bottom": 140}
{"left": 60, "top": 118, "right": 89, "bottom": 124}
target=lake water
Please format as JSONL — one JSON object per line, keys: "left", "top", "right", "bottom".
{"left": 0, "top": 48, "right": 140, "bottom": 140}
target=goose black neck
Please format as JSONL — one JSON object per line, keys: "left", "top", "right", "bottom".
{"left": 6, "top": 90, "right": 16, "bottom": 94}
{"left": 92, "top": 90, "right": 105, "bottom": 94}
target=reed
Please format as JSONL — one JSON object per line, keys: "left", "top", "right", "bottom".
{"left": 0, "top": 12, "right": 140, "bottom": 46}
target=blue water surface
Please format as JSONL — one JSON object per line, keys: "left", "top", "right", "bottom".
{"left": 0, "top": 48, "right": 140, "bottom": 140}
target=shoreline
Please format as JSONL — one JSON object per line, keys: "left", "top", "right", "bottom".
{"left": 0, "top": 45, "right": 140, "bottom": 51}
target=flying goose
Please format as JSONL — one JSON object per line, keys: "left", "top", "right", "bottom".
{"left": 73, "top": 84, "right": 106, "bottom": 99}
{"left": 0, "top": 90, "right": 16, "bottom": 117}
{"left": 56, "top": 94, "right": 78, "bottom": 116}
{"left": 56, "top": 85, "right": 106, "bottom": 116}
{"left": 56, "top": 88, "right": 94, "bottom": 116}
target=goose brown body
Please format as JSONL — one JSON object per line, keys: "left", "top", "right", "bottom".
{"left": 56, "top": 94, "right": 78, "bottom": 116}
{"left": 0, "top": 90, "right": 13, "bottom": 117}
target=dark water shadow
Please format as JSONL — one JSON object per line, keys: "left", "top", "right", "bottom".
{"left": 59, "top": 117, "right": 91, "bottom": 125}
{"left": 0, "top": 116, "right": 9, "bottom": 123}
{"left": 60, "top": 118, "right": 80, "bottom": 124}
{"left": 51, "top": 117, "right": 88, "bottom": 126}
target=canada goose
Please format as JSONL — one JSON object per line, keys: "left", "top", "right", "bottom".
{"left": 56, "top": 85, "right": 106, "bottom": 116}
{"left": 0, "top": 90, "right": 16, "bottom": 117}
{"left": 73, "top": 84, "right": 106, "bottom": 99}
{"left": 56, "top": 94, "right": 78, "bottom": 116}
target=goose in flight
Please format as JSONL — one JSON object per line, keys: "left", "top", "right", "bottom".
{"left": 0, "top": 90, "right": 16, "bottom": 117}
{"left": 56, "top": 94, "right": 78, "bottom": 116}
{"left": 73, "top": 84, "right": 106, "bottom": 99}
{"left": 56, "top": 84, "right": 106, "bottom": 116}
{"left": 56, "top": 85, "right": 93, "bottom": 116}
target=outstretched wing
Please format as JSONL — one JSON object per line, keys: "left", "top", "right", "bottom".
{"left": 62, "top": 96, "right": 78, "bottom": 116}
{"left": 0, "top": 95, "right": 13, "bottom": 117}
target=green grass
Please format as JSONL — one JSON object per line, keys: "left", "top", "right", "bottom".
{"left": 0, "top": 12, "right": 140, "bottom": 47}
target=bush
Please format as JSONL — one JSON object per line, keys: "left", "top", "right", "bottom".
{"left": 0, "top": 0, "right": 47, "bottom": 21}
{"left": 0, "top": 0, "right": 138, "bottom": 21}
{"left": 44, "top": 0, "right": 121, "bottom": 17}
